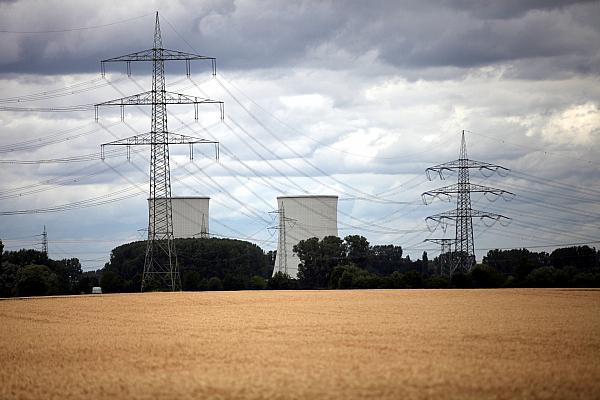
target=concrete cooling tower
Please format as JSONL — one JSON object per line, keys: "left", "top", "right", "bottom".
{"left": 273, "top": 195, "right": 338, "bottom": 278}
{"left": 148, "top": 197, "right": 209, "bottom": 239}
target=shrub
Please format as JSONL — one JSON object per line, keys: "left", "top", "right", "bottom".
{"left": 207, "top": 276, "right": 223, "bottom": 291}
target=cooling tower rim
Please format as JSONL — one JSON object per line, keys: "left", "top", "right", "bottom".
{"left": 277, "top": 195, "right": 338, "bottom": 199}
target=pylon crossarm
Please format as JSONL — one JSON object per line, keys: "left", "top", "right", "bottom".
{"left": 95, "top": 91, "right": 224, "bottom": 121}
{"left": 426, "top": 159, "right": 509, "bottom": 180}
{"left": 102, "top": 132, "right": 218, "bottom": 146}
{"left": 422, "top": 183, "right": 515, "bottom": 204}
{"left": 102, "top": 48, "right": 215, "bottom": 63}
{"left": 426, "top": 209, "right": 511, "bottom": 224}
{"left": 421, "top": 191, "right": 452, "bottom": 205}
{"left": 95, "top": 91, "right": 221, "bottom": 106}
{"left": 101, "top": 133, "right": 219, "bottom": 161}
{"left": 101, "top": 49, "right": 216, "bottom": 77}
{"left": 424, "top": 238, "right": 456, "bottom": 246}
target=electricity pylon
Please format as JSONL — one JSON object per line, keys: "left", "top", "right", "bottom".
{"left": 200, "top": 213, "right": 208, "bottom": 239}
{"left": 424, "top": 238, "right": 454, "bottom": 276}
{"left": 268, "top": 205, "right": 296, "bottom": 275}
{"left": 96, "top": 12, "right": 223, "bottom": 291}
{"left": 41, "top": 225, "right": 48, "bottom": 256}
{"left": 423, "top": 131, "right": 514, "bottom": 274}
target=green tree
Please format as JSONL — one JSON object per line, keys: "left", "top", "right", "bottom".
{"left": 451, "top": 272, "right": 473, "bottom": 288}
{"left": 207, "top": 276, "right": 223, "bottom": 291}
{"left": 330, "top": 264, "right": 378, "bottom": 289}
{"left": 4, "top": 249, "right": 49, "bottom": 268}
{"left": 182, "top": 270, "right": 203, "bottom": 291}
{"left": 295, "top": 236, "right": 346, "bottom": 289}
{"left": 402, "top": 270, "right": 424, "bottom": 288}
{"left": 15, "top": 264, "right": 60, "bottom": 297}
{"left": 550, "top": 246, "right": 597, "bottom": 271}
{"left": 50, "top": 258, "right": 82, "bottom": 294}
{"left": 105, "top": 238, "right": 271, "bottom": 291}
{"left": 249, "top": 275, "right": 267, "bottom": 290}
{"left": 525, "top": 266, "right": 571, "bottom": 287}
{"left": 369, "top": 244, "right": 403, "bottom": 275}
{"left": 422, "top": 251, "right": 429, "bottom": 274}
{"left": 424, "top": 275, "right": 450, "bottom": 288}
{"left": 344, "top": 235, "right": 369, "bottom": 269}
{"left": 338, "top": 270, "right": 354, "bottom": 289}
{"left": 0, "top": 262, "right": 18, "bottom": 297}
{"left": 100, "top": 270, "right": 123, "bottom": 293}
{"left": 470, "top": 264, "right": 506, "bottom": 288}
{"left": 268, "top": 271, "right": 297, "bottom": 290}
{"left": 570, "top": 272, "right": 600, "bottom": 288}
{"left": 77, "top": 274, "right": 99, "bottom": 294}
{"left": 386, "top": 271, "right": 404, "bottom": 288}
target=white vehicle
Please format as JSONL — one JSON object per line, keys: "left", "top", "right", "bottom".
{"left": 92, "top": 286, "right": 102, "bottom": 294}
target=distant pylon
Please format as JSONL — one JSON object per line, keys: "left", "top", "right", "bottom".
{"left": 423, "top": 131, "right": 514, "bottom": 274}
{"left": 268, "top": 205, "right": 296, "bottom": 275}
{"left": 41, "top": 225, "right": 48, "bottom": 256}
{"left": 424, "top": 238, "right": 454, "bottom": 276}
{"left": 200, "top": 213, "right": 208, "bottom": 239}
{"left": 96, "top": 12, "right": 223, "bottom": 291}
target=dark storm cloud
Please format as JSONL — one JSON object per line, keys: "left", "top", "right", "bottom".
{"left": 447, "top": 0, "right": 598, "bottom": 19}
{"left": 0, "top": 0, "right": 598, "bottom": 78}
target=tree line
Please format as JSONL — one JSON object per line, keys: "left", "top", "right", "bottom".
{"left": 0, "top": 242, "right": 97, "bottom": 297}
{"left": 0, "top": 236, "right": 598, "bottom": 297}
{"left": 286, "top": 235, "right": 600, "bottom": 289}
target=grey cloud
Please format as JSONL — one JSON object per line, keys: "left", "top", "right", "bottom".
{"left": 0, "top": 0, "right": 598, "bottom": 80}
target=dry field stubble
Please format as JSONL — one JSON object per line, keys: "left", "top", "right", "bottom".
{"left": 0, "top": 289, "right": 599, "bottom": 399}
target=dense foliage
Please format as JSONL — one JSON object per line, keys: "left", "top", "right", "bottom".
{"left": 103, "top": 237, "right": 273, "bottom": 292}
{"left": 292, "top": 236, "right": 600, "bottom": 289}
{"left": 1, "top": 236, "right": 598, "bottom": 297}
{"left": 0, "top": 243, "right": 97, "bottom": 297}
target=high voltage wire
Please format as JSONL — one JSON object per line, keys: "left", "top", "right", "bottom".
{"left": 0, "top": 76, "right": 127, "bottom": 103}
{"left": 465, "top": 129, "right": 600, "bottom": 167}
{"left": 0, "top": 13, "right": 153, "bottom": 34}
{"left": 101, "top": 121, "right": 273, "bottom": 235}
{"left": 153, "top": 109, "right": 419, "bottom": 236}
{"left": 2, "top": 45, "right": 598, "bottom": 255}
{"left": 0, "top": 120, "right": 120, "bottom": 154}
{"left": 217, "top": 72, "right": 459, "bottom": 162}
{"left": 214, "top": 78, "right": 401, "bottom": 203}
{"left": 116, "top": 74, "right": 600, "bottom": 244}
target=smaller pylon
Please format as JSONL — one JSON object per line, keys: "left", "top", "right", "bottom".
{"left": 268, "top": 205, "right": 296, "bottom": 275}
{"left": 200, "top": 213, "right": 208, "bottom": 238}
{"left": 424, "top": 238, "right": 454, "bottom": 276}
{"left": 41, "top": 225, "right": 48, "bottom": 256}
{"left": 423, "top": 131, "right": 513, "bottom": 274}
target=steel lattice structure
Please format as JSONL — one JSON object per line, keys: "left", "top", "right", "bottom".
{"left": 424, "top": 238, "right": 455, "bottom": 276}
{"left": 96, "top": 12, "right": 222, "bottom": 291}
{"left": 268, "top": 205, "right": 296, "bottom": 276}
{"left": 423, "top": 131, "right": 513, "bottom": 274}
{"left": 41, "top": 225, "right": 48, "bottom": 256}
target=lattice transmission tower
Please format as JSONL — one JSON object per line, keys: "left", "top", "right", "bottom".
{"left": 41, "top": 225, "right": 48, "bottom": 256}
{"left": 422, "top": 131, "right": 514, "bottom": 274}
{"left": 424, "top": 238, "right": 454, "bottom": 276}
{"left": 268, "top": 205, "right": 296, "bottom": 275}
{"left": 95, "top": 12, "right": 223, "bottom": 291}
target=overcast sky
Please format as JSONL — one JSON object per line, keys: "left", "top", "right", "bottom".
{"left": 1, "top": 0, "right": 599, "bottom": 271}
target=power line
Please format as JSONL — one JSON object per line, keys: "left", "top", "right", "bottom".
{"left": 0, "top": 13, "right": 152, "bottom": 34}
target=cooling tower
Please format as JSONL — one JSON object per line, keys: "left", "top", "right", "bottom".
{"left": 148, "top": 197, "right": 209, "bottom": 239}
{"left": 273, "top": 195, "right": 338, "bottom": 278}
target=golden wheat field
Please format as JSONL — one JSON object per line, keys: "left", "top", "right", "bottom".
{"left": 0, "top": 289, "right": 599, "bottom": 400}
